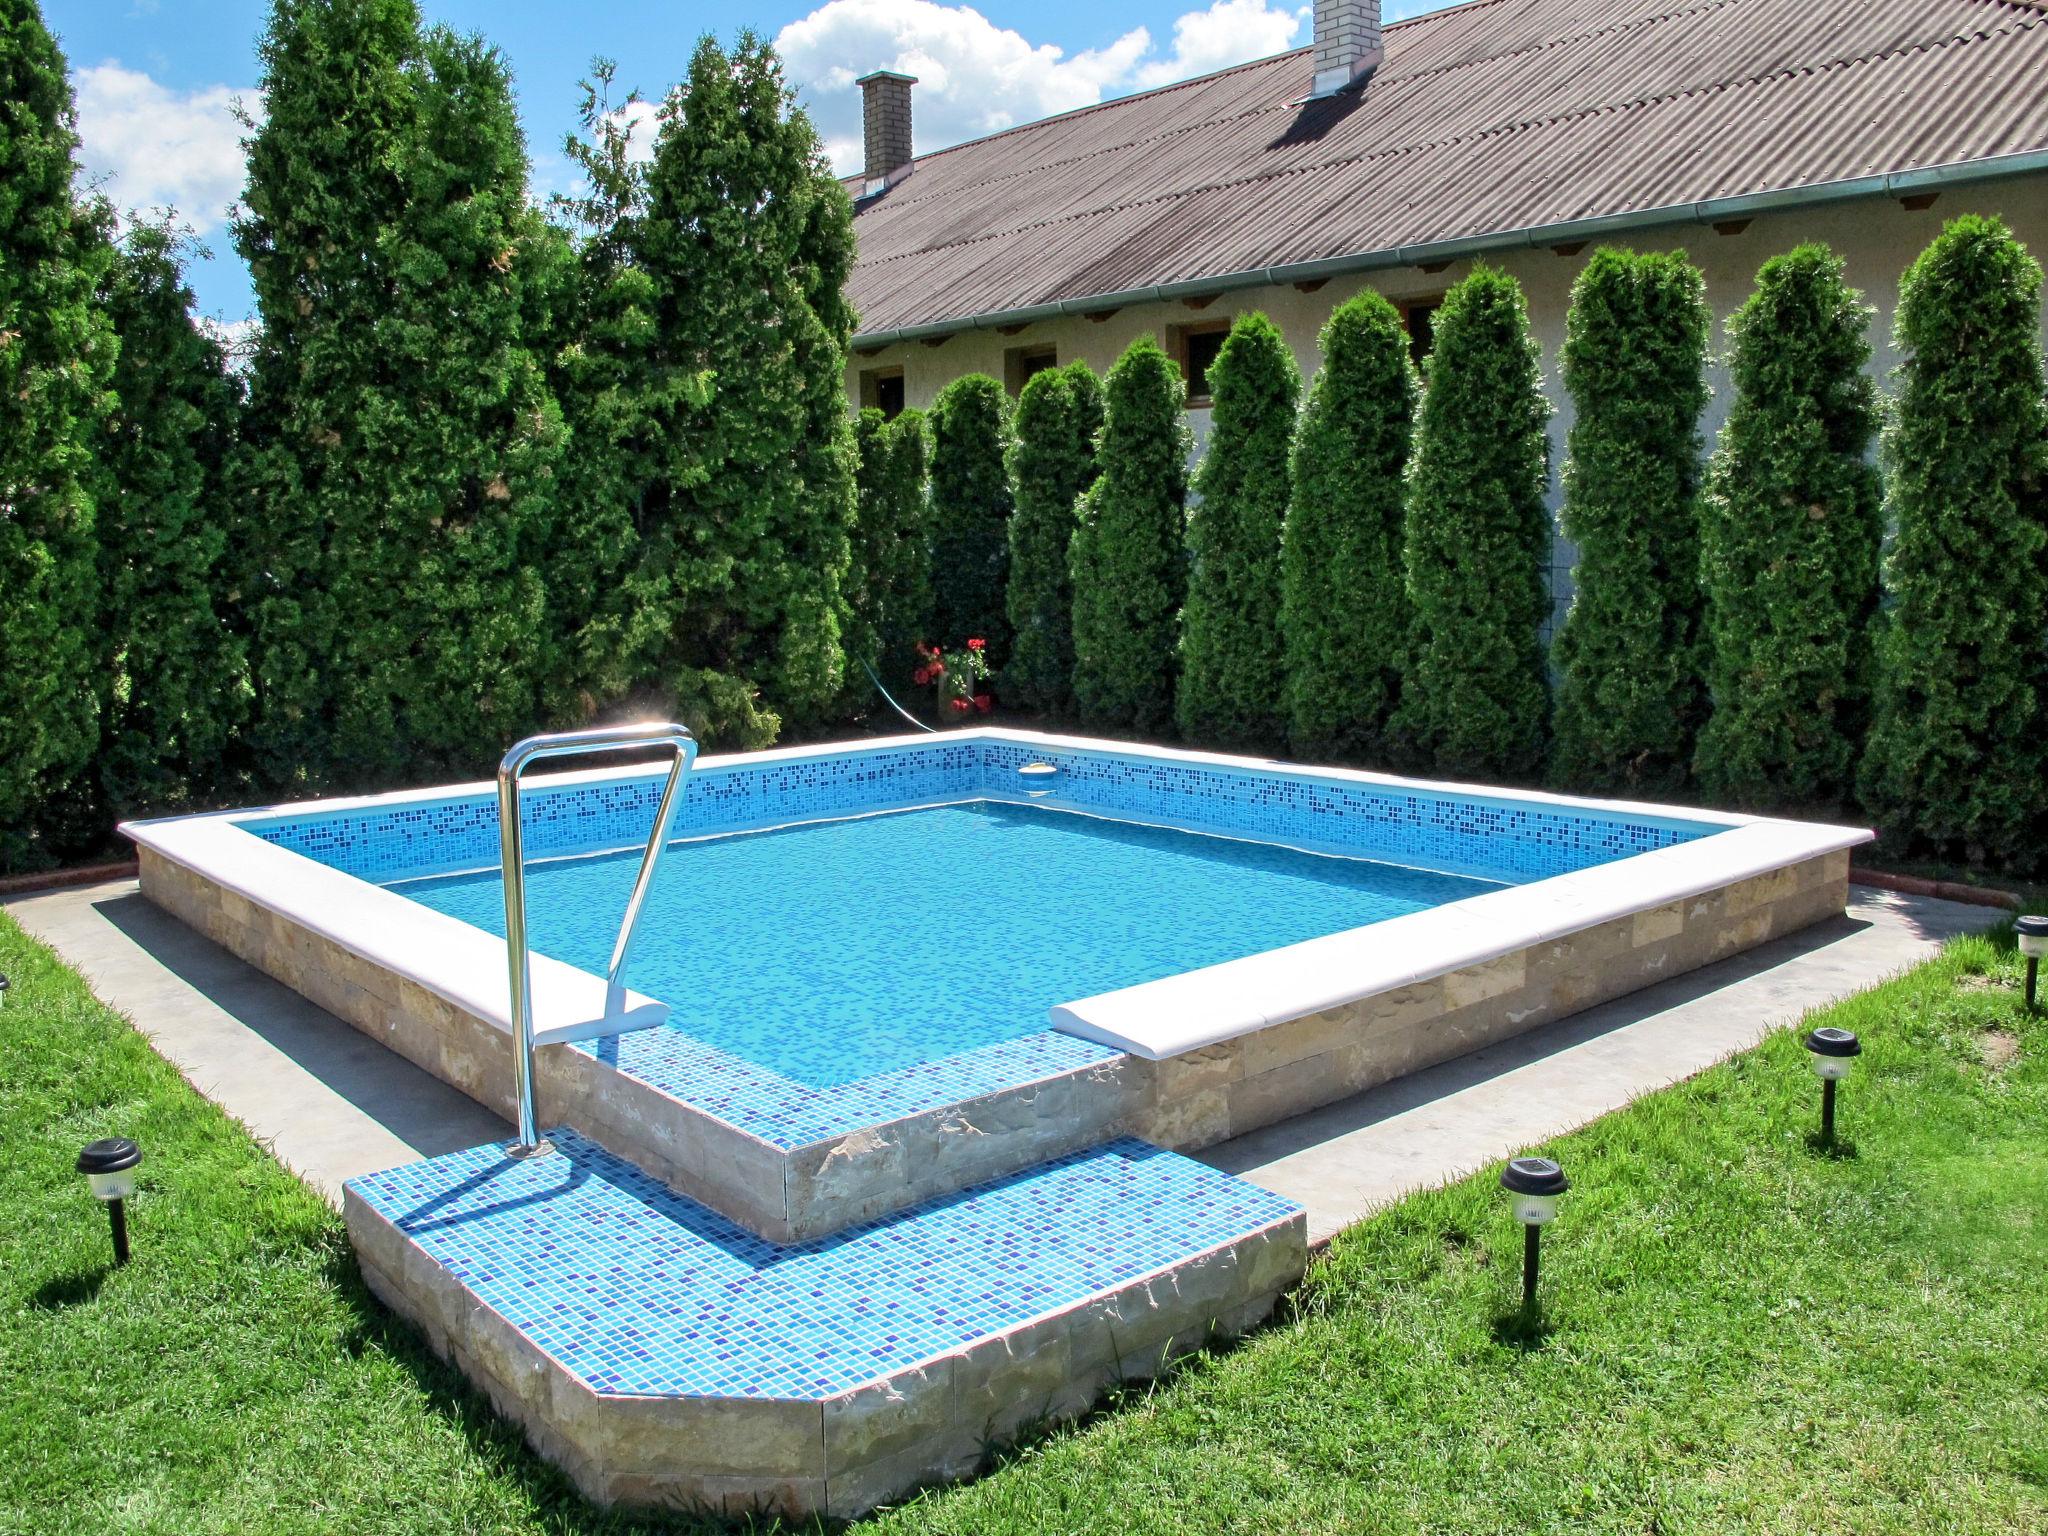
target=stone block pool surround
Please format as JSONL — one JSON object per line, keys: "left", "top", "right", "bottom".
{"left": 124, "top": 728, "right": 1872, "bottom": 1243}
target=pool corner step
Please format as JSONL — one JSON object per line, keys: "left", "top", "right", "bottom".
{"left": 344, "top": 1132, "right": 1305, "bottom": 1520}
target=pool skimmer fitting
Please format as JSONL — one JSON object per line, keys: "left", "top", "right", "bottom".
{"left": 1017, "top": 762, "right": 1061, "bottom": 799}
{"left": 77, "top": 1137, "right": 143, "bottom": 1266}
{"left": 1499, "top": 1155, "right": 1567, "bottom": 1313}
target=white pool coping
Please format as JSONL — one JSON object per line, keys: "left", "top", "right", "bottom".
{"left": 123, "top": 728, "right": 1872, "bottom": 1064}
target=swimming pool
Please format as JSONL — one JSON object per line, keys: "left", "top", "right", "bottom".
{"left": 392, "top": 802, "right": 1498, "bottom": 1088}
{"left": 125, "top": 728, "right": 1871, "bottom": 1240}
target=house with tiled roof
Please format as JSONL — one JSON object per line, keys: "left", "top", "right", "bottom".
{"left": 841, "top": 0, "right": 2048, "bottom": 626}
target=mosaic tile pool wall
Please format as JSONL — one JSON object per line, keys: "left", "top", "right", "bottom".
{"left": 248, "top": 738, "right": 1715, "bottom": 887}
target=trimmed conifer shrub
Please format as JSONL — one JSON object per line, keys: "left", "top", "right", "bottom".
{"left": 1550, "top": 247, "right": 1711, "bottom": 796}
{"left": 1070, "top": 336, "right": 1190, "bottom": 736}
{"left": 1178, "top": 312, "right": 1299, "bottom": 751}
{"left": 847, "top": 406, "right": 934, "bottom": 695}
{"left": 1004, "top": 362, "right": 1101, "bottom": 713}
{"left": 928, "top": 373, "right": 1013, "bottom": 658}
{"left": 93, "top": 220, "right": 248, "bottom": 820}
{"left": 1394, "top": 266, "right": 1552, "bottom": 780}
{"left": 1695, "top": 244, "right": 1882, "bottom": 814}
{"left": 1860, "top": 216, "right": 2048, "bottom": 869}
{"left": 1280, "top": 293, "right": 1417, "bottom": 764}
{"left": 631, "top": 33, "right": 857, "bottom": 738}
{"left": 0, "top": 0, "right": 116, "bottom": 867}
{"left": 235, "top": 0, "right": 565, "bottom": 788}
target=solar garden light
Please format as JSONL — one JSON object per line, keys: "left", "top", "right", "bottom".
{"left": 0, "top": 970, "right": 9, "bottom": 1007}
{"left": 1499, "top": 1156, "right": 1568, "bottom": 1312}
{"left": 1803, "top": 1027, "right": 1861, "bottom": 1146}
{"left": 77, "top": 1138, "right": 143, "bottom": 1266}
{"left": 2017, "top": 915, "right": 2048, "bottom": 1012}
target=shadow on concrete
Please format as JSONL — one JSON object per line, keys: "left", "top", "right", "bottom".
{"left": 90, "top": 890, "right": 506, "bottom": 1160}
{"left": 1202, "top": 910, "right": 1886, "bottom": 1178}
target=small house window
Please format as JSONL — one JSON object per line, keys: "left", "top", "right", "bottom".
{"left": 1170, "top": 321, "right": 1232, "bottom": 406}
{"left": 1004, "top": 344, "right": 1058, "bottom": 396}
{"left": 859, "top": 366, "right": 907, "bottom": 419}
{"left": 1400, "top": 297, "right": 1444, "bottom": 369}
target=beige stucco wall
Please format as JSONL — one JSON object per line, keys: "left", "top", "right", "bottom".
{"left": 846, "top": 172, "right": 2048, "bottom": 633}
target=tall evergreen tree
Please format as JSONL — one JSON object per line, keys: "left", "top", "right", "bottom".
{"left": 1178, "top": 311, "right": 1298, "bottom": 751}
{"left": 1695, "top": 245, "right": 1882, "bottom": 814}
{"left": 0, "top": 0, "right": 116, "bottom": 866}
{"left": 1395, "top": 266, "right": 1552, "bottom": 780}
{"left": 1861, "top": 216, "right": 2048, "bottom": 869}
{"left": 1550, "top": 247, "right": 1711, "bottom": 796}
{"left": 1281, "top": 293, "right": 1417, "bottom": 765}
{"left": 1070, "top": 336, "right": 1189, "bottom": 736}
{"left": 847, "top": 405, "right": 933, "bottom": 694}
{"left": 928, "top": 372, "right": 1013, "bottom": 657}
{"left": 1004, "top": 361, "right": 1100, "bottom": 713}
{"left": 628, "top": 33, "right": 856, "bottom": 739}
{"left": 93, "top": 219, "right": 246, "bottom": 820}
{"left": 235, "top": 0, "right": 564, "bottom": 789}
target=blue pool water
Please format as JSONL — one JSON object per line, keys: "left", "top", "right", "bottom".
{"left": 391, "top": 801, "right": 1497, "bottom": 1090}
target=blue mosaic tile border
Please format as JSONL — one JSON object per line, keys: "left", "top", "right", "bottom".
{"left": 346, "top": 1130, "right": 1299, "bottom": 1401}
{"left": 975, "top": 743, "right": 1709, "bottom": 883}
{"left": 245, "top": 742, "right": 983, "bottom": 882}
{"left": 248, "top": 737, "right": 1713, "bottom": 888}
{"left": 576, "top": 1022, "right": 1117, "bottom": 1151}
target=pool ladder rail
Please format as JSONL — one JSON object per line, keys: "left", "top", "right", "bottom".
{"left": 498, "top": 721, "right": 699, "bottom": 1158}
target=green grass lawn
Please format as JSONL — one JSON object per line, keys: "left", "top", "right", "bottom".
{"left": 5, "top": 908, "right": 2046, "bottom": 1536}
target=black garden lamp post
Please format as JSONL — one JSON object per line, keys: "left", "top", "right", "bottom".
{"left": 77, "top": 1138, "right": 143, "bottom": 1266}
{"left": 1499, "top": 1156, "right": 1568, "bottom": 1312}
{"left": 2017, "top": 915, "right": 2048, "bottom": 1012}
{"left": 1803, "top": 1027, "right": 1860, "bottom": 1147}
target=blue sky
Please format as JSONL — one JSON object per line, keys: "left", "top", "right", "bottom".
{"left": 49, "top": 0, "right": 1450, "bottom": 325}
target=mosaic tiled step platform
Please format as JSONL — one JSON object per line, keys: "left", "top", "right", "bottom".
{"left": 345, "top": 1131, "right": 1305, "bottom": 1520}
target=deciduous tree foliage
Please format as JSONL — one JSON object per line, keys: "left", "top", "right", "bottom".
{"left": 1280, "top": 293, "right": 1417, "bottom": 765}
{"left": 1695, "top": 245, "right": 1882, "bottom": 814}
{"left": 928, "top": 373, "right": 1013, "bottom": 658}
{"left": 235, "top": 0, "right": 564, "bottom": 789}
{"left": 1178, "top": 312, "right": 1298, "bottom": 752}
{"left": 847, "top": 405, "right": 933, "bottom": 696}
{"left": 1003, "top": 361, "right": 1100, "bottom": 713}
{"left": 631, "top": 33, "right": 856, "bottom": 739}
{"left": 93, "top": 220, "right": 247, "bottom": 821}
{"left": 1395, "top": 266, "right": 1552, "bottom": 780}
{"left": 1070, "top": 336, "right": 1189, "bottom": 736}
{"left": 1860, "top": 216, "right": 2048, "bottom": 869}
{"left": 1550, "top": 247, "right": 1710, "bottom": 796}
{"left": 0, "top": 0, "right": 115, "bottom": 867}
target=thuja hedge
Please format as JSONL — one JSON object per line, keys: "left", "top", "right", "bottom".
{"left": 1280, "top": 293, "right": 1418, "bottom": 765}
{"left": 1071, "top": 336, "right": 1190, "bottom": 736}
{"left": 1004, "top": 362, "right": 1101, "bottom": 713}
{"left": 1550, "top": 248, "right": 1710, "bottom": 796}
{"left": 1177, "top": 312, "right": 1298, "bottom": 753}
{"left": 0, "top": 0, "right": 114, "bottom": 865}
{"left": 1861, "top": 215, "right": 2048, "bottom": 871}
{"left": 1396, "top": 266, "right": 1553, "bottom": 780}
{"left": 849, "top": 406, "right": 934, "bottom": 693}
{"left": 929, "top": 373, "right": 1014, "bottom": 660}
{"left": 1695, "top": 245, "right": 1882, "bottom": 815}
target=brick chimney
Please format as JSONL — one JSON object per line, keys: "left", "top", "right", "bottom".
{"left": 857, "top": 70, "right": 917, "bottom": 195}
{"left": 1311, "top": 0, "right": 1383, "bottom": 98}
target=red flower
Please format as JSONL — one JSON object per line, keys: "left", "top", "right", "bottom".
{"left": 912, "top": 664, "right": 931, "bottom": 686}
{"left": 949, "top": 696, "right": 973, "bottom": 713}
{"left": 974, "top": 695, "right": 994, "bottom": 714}
{"left": 931, "top": 663, "right": 945, "bottom": 678}
{"left": 966, "top": 637, "right": 986, "bottom": 652}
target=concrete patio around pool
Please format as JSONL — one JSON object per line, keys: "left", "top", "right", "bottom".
{"left": 5, "top": 877, "right": 2000, "bottom": 1238}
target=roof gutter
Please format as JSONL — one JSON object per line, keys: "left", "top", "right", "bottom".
{"left": 849, "top": 148, "right": 2048, "bottom": 349}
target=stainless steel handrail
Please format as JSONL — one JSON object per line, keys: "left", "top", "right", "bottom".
{"left": 497, "top": 721, "right": 698, "bottom": 1156}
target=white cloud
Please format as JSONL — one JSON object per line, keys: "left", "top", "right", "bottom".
{"left": 1133, "top": 0, "right": 1311, "bottom": 89}
{"left": 73, "top": 62, "right": 254, "bottom": 235}
{"left": 776, "top": 0, "right": 1306, "bottom": 176}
